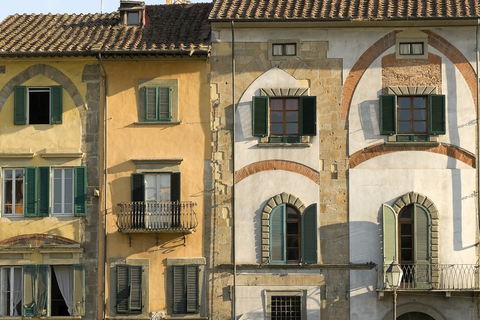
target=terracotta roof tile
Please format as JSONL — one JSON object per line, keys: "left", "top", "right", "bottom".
{"left": 0, "top": 3, "right": 212, "bottom": 56}
{"left": 209, "top": 0, "right": 480, "bottom": 21}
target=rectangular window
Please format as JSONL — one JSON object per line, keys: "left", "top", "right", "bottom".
{"left": 14, "top": 86, "right": 62, "bottom": 125}
{"left": 145, "top": 173, "right": 171, "bottom": 202}
{"left": 1, "top": 267, "right": 23, "bottom": 316}
{"left": 116, "top": 265, "right": 142, "bottom": 314}
{"left": 127, "top": 11, "right": 140, "bottom": 25}
{"left": 145, "top": 87, "right": 171, "bottom": 122}
{"left": 172, "top": 265, "right": 199, "bottom": 314}
{"left": 270, "top": 98, "right": 300, "bottom": 136}
{"left": 399, "top": 42, "right": 424, "bottom": 55}
{"left": 397, "top": 96, "right": 427, "bottom": 134}
{"left": 52, "top": 168, "right": 74, "bottom": 216}
{"left": 3, "top": 169, "right": 24, "bottom": 216}
{"left": 272, "top": 43, "right": 297, "bottom": 56}
{"left": 265, "top": 291, "right": 306, "bottom": 320}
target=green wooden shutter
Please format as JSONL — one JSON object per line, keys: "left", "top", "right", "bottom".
{"left": 382, "top": 204, "right": 397, "bottom": 268}
{"left": 158, "top": 87, "right": 172, "bottom": 121}
{"left": 129, "top": 266, "right": 142, "bottom": 312}
{"left": 429, "top": 94, "right": 446, "bottom": 134}
{"left": 145, "top": 87, "right": 157, "bottom": 121}
{"left": 270, "top": 204, "right": 286, "bottom": 264}
{"left": 36, "top": 265, "right": 49, "bottom": 317}
{"left": 24, "top": 167, "right": 38, "bottom": 217}
{"left": 14, "top": 86, "right": 27, "bottom": 125}
{"left": 414, "top": 204, "right": 431, "bottom": 289}
{"left": 131, "top": 173, "right": 145, "bottom": 202}
{"left": 173, "top": 265, "right": 186, "bottom": 313}
{"left": 23, "top": 265, "right": 36, "bottom": 317}
{"left": 38, "top": 167, "right": 50, "bottom": 217}
{"left": 74, "top": 167, "right": 87, "bottom": 217}
{"left": 302, "top": 204, "right": 317, "bottom": 264}
{"left": 116, "top": 265, "right": 130, "bottom": 314}
{"left": 252, "top": 96, "right": 268, "bottom": 136}
{"left": 186, "top": 266, "right": 199, "bottom": 313}
{"left": 73, "top": 264, "right": 85, "bottom": 316}
{"left": 300, "top": 96, "right": 317, "bottom": 136}
{"left": 380, "top": 95, "right": 396, "bottom": 135}
{"left": 50, "top": 85, "right": 63, "bottom": 124}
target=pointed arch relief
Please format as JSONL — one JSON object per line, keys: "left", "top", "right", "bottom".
{"left": 382, "top": 302, "right": 446, "bottom": 320}
{"left": 0, "top": 233, "right": 79, "bottom": 247}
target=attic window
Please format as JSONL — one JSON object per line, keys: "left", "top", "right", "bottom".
{"left": 127, "top": 11, "right": 140, "bottom": 25}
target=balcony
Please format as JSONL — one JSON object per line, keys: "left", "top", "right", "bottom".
{"left": 116, "top": 201, "right": 198, "bottom": 233}
{"left": 378, "top": 264, "right": 480, "bottom": 291}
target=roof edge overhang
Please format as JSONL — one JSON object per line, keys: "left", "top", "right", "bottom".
{"left": 0, "top": 50, "right": 210, "bottom": 59}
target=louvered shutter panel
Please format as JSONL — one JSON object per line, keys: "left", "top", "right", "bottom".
{"left": 270, "top": 204, "right": 286, "bottom": 264}
{"left": 24, "top": 167, "right": 38, "bottom": 217}
{"left": 23, "top": 265, "right": 36, "bottom": 317}
{"left": 158, "top": 87, "right": 171, "bottom": 120}
{"left": 73, "top": 264, "right": 85, "bottom": 316}
{"left": 36, "top": 265, "right": 49, "bottom": 317}
{"left": 252, "top": 96, "right": 268, "bottom": 136}
{"left": 300, "top": 96, "right": 317, "bottom": 136}
{"left": 129, "top": 266, "right": 142, "bottom": 312}
{"left": 429, "top": 94, "right": 446, "bottom": 134}
{"left": 145, "top": 87, "right": 157, "bottom": 121}
{"left": 186, "top": 266, "right": 199, "bottom": 313}
{"left": 171, "top": 173, "right": 181, "bottom": 202}
{"left": 302, "top": 204, "right": 317, "bottom": 264}
{"left": 173, "top": 265, "right": 186, "bottom": 313}
{"left": 50, "top": 85, "right": 63, "bottom": 124}
{"left": 14, "top": 86, "right": 27, "bottom": 125}
{"left": 414, "top": 204, "right": 431, "bottom": 289}
{"left": 74, "top": 167, "right": 87, "bottom": 217}
{"left": 38, "top": 167, "right": 50, "bottom": 217}
{"left": 380, "top": 95, "right": 396, "bottom": 135}
{"left": 116, "top": 265, "right": 130, "bottom": 314}
{"left": 131, "top": 174, "right": 145, "bottom": 202}
{"left": 382, "top": 204, "right": 397, "bottom": 270}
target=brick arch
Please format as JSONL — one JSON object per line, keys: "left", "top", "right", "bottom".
{"left": 0, "top": 233, "right": 78, "bottom": 247}
{"left": 349, "top": 142, "right": 475, "bottom": 168}
{"left": 235, "top": 160, "right": 320, "bottom": 184}
{"left": 341, "top": 30, "right": 477, "bottom": 120}
{"left": 0, "top": 64, "right": 85, "bottom": 112}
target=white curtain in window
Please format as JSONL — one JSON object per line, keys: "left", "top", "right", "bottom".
{"left": 53, "top": 266, "right": 73, "bottom": 316}
{"left": 12, "top": 268, "right": 22, "bottom": 316}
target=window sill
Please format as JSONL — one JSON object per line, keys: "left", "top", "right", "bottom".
{"left": 385, "top": 141, "right": 440, "bottom": 147}
{"left": 258, "top": 142, "right": 311, "bottom": 148}
{"left": 385, "top": 134, "right": 440, "bottom": 147}
{"left": 134, "top": 121, "right": 181, "bottom": 126}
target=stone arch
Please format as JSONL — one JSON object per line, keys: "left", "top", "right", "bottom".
{"left": 260, "top": 192, "right": 306, "bottom": 264}
{"left": 382, "top": 302, "right": 446, "bottom": 320}
{"left": 235, "top": 160, "right": 320, "bottom": 184}
{"left": 0, "top": 233, "right": 78, "bottom": 247}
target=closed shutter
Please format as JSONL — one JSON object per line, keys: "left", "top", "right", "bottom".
{"left": 36, "top": 265, "right": 49, "bottom": 317}
{"left": 72, "top": 264, "right": 85, "bottom": 316}
{"left": 300, "top": 96, "right": 316, "bottom": 136}
{"left": 429, "top": 94, "right": 446, "bottom": 134}
{"left": 50, "top": 85, "right": 63, "bottom": 124}
{"left": 129, "top": 266, "right": 142, "bottom": 312}
{"left": 270, "top": 204, "right": 286, "bottom": 264}
{"left": 23, "top": 265, "right": 36, "bottom": 317}
{"left": 38, "top": 167, "right": 50, "bottom": 217}
{"left": 414, "top": 204, "right": 431, "bottom": 289}
{"left": 24, "top": 167, "right": 37, "bottom": 217}
{"left": 74, "top": 167, "right": 87, "bottom": 217}
{"left": 158, "top": 87, "right": 171, "bottom": 120}
{"left": 145, "top": 87, "right": 158, "bottom": 121}
{"left": 382, "top": 204, "right": 397, "bottom": 268}
{"left": 131, "top": 173, "right": 145, "bottom": 202}
{"left": 14, "top": 86, "right": 27, "bottom": 125}
{"left": 171, "top": 173, "right": 181, "bottom": 202}
{"left": 173, "top": 265, "right": 186, "bottom": 313}
{"left": 252, "top": 96, "right": 268, "bottom": 136}
{"left": 186, "top": 266, "right": 199, "bottom": 313}
{"left": 302, "top": 204, "right": 317, "bottom": 264}
{"left": 116, "top": 265, "right": 129, "bottom": 314}
{"left": 380, "top": 95, "right": 396, "bottom": 135}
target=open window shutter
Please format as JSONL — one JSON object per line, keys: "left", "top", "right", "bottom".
{"left": 116, "top": 265, "right": 130, "bottom": 314}
{"left": 24, "top": 167, "right": 38, "bottom": 217}
{"left": 38, "top": 167, "right": 50, "bottom": 217}
{"left": 380, "top": 95, "right": 396, "bottom": 135}
{"left": 171, "top": 172, "right": 181, "bottom": 202}
{"left": 414, "top": 204, "right": 431, "bottom": 289}
{"left": 173, "top": 265, "right": 186, "bottom": 313}
{"left": 270, "top": 204, "right": 286, "bottom": 264}
{"left": 131, "top": 173, "right": 145, "bottom": 202}
{"left": 429, "top": 94, "right": 446, "bottom": 134}
{"left": 74, "top": 167, "right": 87, "bottom": 217}
{"left": 129, "top": 266, "right": 142, "bottom": 312}
{"left": 301, "top": 96, "right": 317, "bottom": 136}
{"left": 186, "top": 266, "right": 199, "bottom": 313}
{"left": 73, "top": 264, "right": 85, "bottom": 316}
{"left": 252, "top": 96, "right": 268, "bottom": 136}
{"left": 302, "top": 204, "right": 317, "bottom": 264}
{"left": 382, "top": 204, "right": 397, "bottom": 269}
{"left": 50, "top": 85, "right": 63, "bottom": 124}
{"left": 36, "top": 265, "right": 49, "bottom": 317}
{"left": 23, "top": 265, "right": 36, "bottom": 317}
{"left": 14, "top": 86, "right": 27, "bottom": 125}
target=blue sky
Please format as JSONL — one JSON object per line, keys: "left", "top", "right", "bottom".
{"left": 0, "top": 0, "right": 210, "bottom": 22}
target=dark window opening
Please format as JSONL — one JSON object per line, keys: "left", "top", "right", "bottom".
{"left": 286, "top": 206, "right": 300, "bottom": 263}
{"left": 28, "top": 88, "right": 50, "bottom": 124}
{"left": 271, "top": 295, "right": 302, "bottom": 320}
{"left": 50, "top": 268, "right": 69, "bottom": 316}
{"left": 399, "top": 205, "right": 414, "bottom": 284}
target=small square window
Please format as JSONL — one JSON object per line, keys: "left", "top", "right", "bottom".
{"left": 272, "top": 43, "right": 297, "bottom": 56}
{"left": 399, "top": 42, "right": 424, "bottom": 56}
{"left": 265, "top": 291, "right": 306, "bottom": 320}
{"left": 127, "top": 12, "right": 140, "bottom": 25}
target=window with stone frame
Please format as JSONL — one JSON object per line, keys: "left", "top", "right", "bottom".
{"left": 265, "top": 291, "right": 306, "bottom": 320}
{"left": 14, "top": 86, "right": 63, "bottom": 125}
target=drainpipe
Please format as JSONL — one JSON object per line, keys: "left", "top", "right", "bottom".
{"left": 97, "top": 53, "right": 108, "bottom": 320}
{"left": 476, "top": 19, "right": 480, "bottom": 294}
{"left": 231, "top": 20, "right": 237, "bottom": 320}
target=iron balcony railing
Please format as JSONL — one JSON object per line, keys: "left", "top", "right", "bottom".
{"left": 116, "top": 201, "right": 198, "bottom": 233}
{"left": 378, "top": 263, "right": 480, "bottom": 290}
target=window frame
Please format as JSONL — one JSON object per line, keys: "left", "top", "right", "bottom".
{"left": 51, "top": 168, "right": 75, "bottom": 217}
{"left": 272, "top": 43, "right": 297, "bottom": 57}
{"left": 268, "top": 40, "right": 300, "bottom": 60}
{"left": 264, "top": 290, "right": 306, "bottom": 320}
{"left": 0, "top": 266, "right": 23, "bottom": 317}
{"left": 14, "top": 86, "right": 63, "bottom": 125}
{"left": 398, "top": 42, "right": 425, "bottom": 56}
{"left": 2, "top": 168, "right": 25, "bottom": 217}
